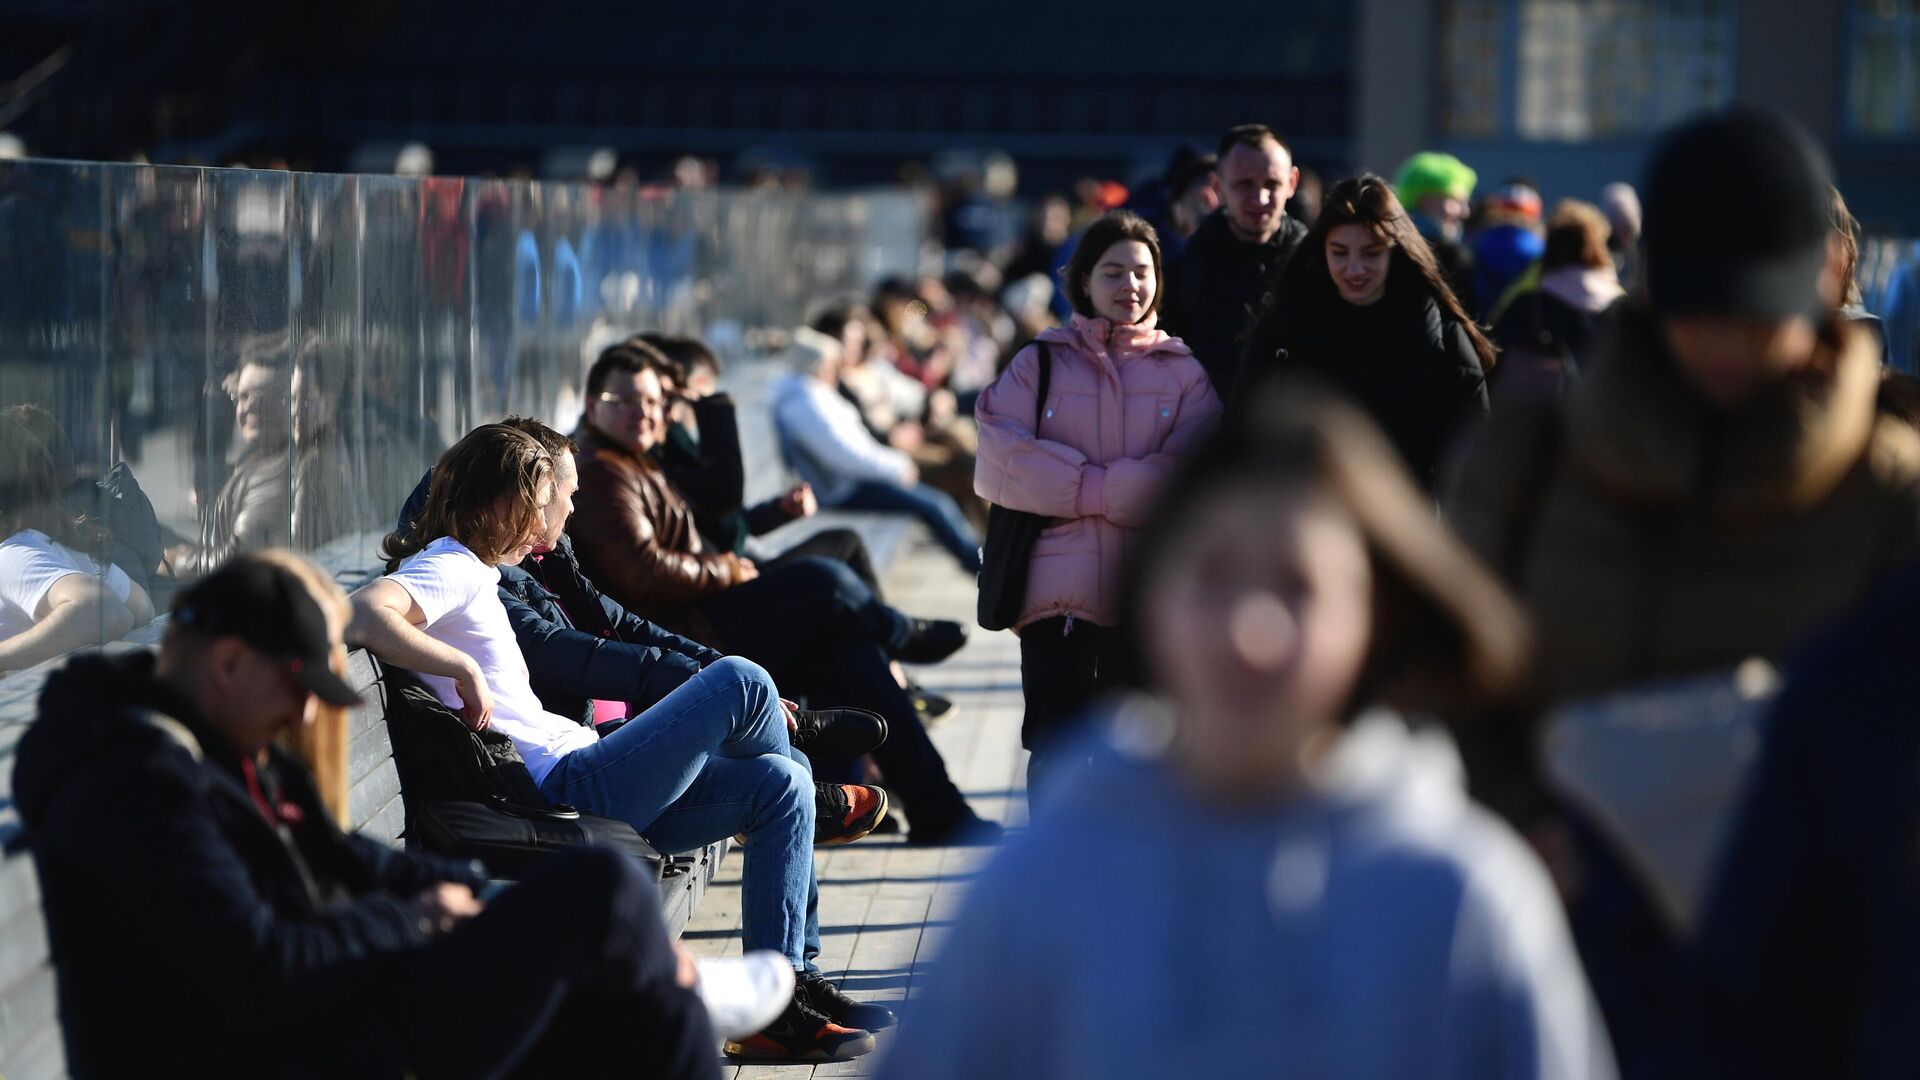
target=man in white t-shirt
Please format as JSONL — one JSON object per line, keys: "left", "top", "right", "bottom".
{"left": 349, "top": 422, "right": 886, "bottom": 1064}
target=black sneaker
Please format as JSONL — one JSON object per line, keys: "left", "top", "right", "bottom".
{"left": 791, "top": 707, "right": 888, "bottom": 759}
{"left": 724, "top": 990, "right": 876, "bottom": 1062}
{"left": 906, "top": 811, "right": 1004, "bottom": 848}
{"left": 911, "top": 686, "right": 957, "bottom": 726}
{"left": 799, "top": 972, "right": 897, "bottom": 1031}
{"left": 816, "top": 783, "right": 889, "bottom": 846}
{"left": 893, "top": 618, "right": 968, "bottom": 664}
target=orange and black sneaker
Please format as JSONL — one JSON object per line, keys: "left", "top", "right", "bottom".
{"left": 723, "top": 992, "right": 876, "bottom": 1063}
{"left": 815, "top": 783, "right": 889, "bottom": 846}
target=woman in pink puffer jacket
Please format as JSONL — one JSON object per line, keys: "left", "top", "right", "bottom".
{"left": 974, "top": 211, "right": 1224, "bottom": 798}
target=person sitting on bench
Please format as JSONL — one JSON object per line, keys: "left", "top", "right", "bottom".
{"left": 352, "top": 423, "right": 888, "bottom": 1063}
{"left": 14, "top": 550, "right": 779, "bottom": 1079}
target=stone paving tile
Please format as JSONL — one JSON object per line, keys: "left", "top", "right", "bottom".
{"left": 697, "top": 534, "right": 1027, "bottom": 1078}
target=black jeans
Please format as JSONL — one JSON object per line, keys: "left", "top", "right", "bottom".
{"left": 764, "top": 526, "right": 884, "bottom": 600}
{"left": 701, "top": 563, "right": 972, "bottom": 836}
{"left": 298, "top": 846, "right": 716, "bottom": 1080}
{"left": 702, "top": 556, "right": 907, "bottom": 654}
{"left": 1020, "top": 616, "right": 1130, "bottom": 804}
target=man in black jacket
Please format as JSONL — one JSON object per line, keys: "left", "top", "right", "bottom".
{"left": 1160, "top": 124, "right": 1309, "bottom": 393}
{"left": 13, "top": 553, "right": 721, "bottom": 1079}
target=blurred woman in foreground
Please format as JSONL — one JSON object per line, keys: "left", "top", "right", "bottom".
{"left": 880, "top": 387, "right": 1615, "bottom": 1080}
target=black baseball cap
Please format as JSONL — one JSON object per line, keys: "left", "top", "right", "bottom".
{"left": 171, "top": 555, "right": 363, "bottom": 707}
{"left": 1642, "top": 106, "right": 1834, "bottom": 321}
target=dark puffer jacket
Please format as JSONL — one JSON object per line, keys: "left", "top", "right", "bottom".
{"left": 1160, "top": 209, "right": 1309, "bottom": 395}
{"left": 655, "top": 394, "right": 797, "bottom": 555}
{"left": 1239, "top": 279, "right": 1491, "bottom": 486}
{"left": 13, "top": 651, "right": 484, "bottom": 1079}
{"left": 501, "top": 536, "right": 723, "bottom": 726}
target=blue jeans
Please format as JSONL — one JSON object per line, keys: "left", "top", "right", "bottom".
{"left": 833, "top": 481, "right": 984, "bottom": 573}
{"left": 538, "top": 656, "right": 822, "bottom": 972}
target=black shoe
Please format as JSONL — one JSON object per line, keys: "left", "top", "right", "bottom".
{"left": 724, "top": 990, "right": 876, "bottom": 1062}
{"left": 893, "top": 618, "right": 968, "bottom": 664}
{"left": 799, "top": 972, "right": 897, "bottom": 1031}
{"left": 906, "top": 812, "right": 1004, "bottom": 848}
{"left": 911, "top": 686, "right": 956, "bottom": 726}
{"left": 791, "top": 707, "right": 888, "bottom": 758}
{"left": 816, "top": 783, "right": 890, "bottom": 846}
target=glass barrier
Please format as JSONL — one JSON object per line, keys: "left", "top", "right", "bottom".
{"left": 0, "top": 160, "right": 926, "bottom": 676}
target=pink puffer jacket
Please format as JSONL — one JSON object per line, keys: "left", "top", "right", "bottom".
{"left": 974, "top": 313, "right": 1223, "bottom": 632}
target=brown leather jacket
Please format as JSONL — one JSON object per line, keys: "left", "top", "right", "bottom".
{"left": 567, "top": 424, "right": 743, "bottom": 645}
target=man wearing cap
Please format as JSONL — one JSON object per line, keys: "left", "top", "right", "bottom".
{"left": 1442, "top": 106, "right": 1920, "bottom": 1078}
{"left": 10, "top": 551, "right": 744, "bottom": 1078}
{"left": 1161, "top": 123, "right": 1307, "bottom": 394}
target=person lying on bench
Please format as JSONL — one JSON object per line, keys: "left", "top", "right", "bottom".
{"left": 14, "top": 550, "right": 784, "bottom": 1079}
{"left": 352, "top": 423, "right": 887, "bottom": 1063}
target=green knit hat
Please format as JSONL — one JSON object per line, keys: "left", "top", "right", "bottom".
{"left": 1395, "top": 152, "right": 1477, "bottom": 208}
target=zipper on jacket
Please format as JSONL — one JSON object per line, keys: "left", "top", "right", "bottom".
{"left": 1063, "top": 613, "right": 1075, "bottom": 637}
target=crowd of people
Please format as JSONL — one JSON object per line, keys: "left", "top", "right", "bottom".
{"left": 7, "top": 100, "right": 1920, "bottom": 1077}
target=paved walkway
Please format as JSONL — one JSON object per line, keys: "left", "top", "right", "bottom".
{"left": 682, "top": 534, "right": 1027, "bottom": 1078}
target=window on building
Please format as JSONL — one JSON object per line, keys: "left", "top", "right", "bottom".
{"left": 1849, "top": 0, "right": 1920, "bottom": 137}
{"left": 1438, "top": 0, "right": 1737, "bottom": 141}
{"left": 1440, "top": 0, "right": 1507, "bottom": 138}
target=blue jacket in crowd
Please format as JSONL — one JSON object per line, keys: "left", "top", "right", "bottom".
{"left": 1698, "top": 558, "right": 1920, "bottom": 1079}
{"left": 398, "top": 470, "right": 721, "bottom": 727}
{"left": 13, "top": 652, "right": 487, "bottom": 1078}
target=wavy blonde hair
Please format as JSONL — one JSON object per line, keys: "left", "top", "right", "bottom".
{"left": 254, "top": 549, "right": 356, "bottom": 824}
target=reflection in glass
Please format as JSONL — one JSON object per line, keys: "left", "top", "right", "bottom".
{"left": 0, "top": 157, "right": 927, "bottom": 667}
{"left": 0, "top": 411, "right": 155, "bottom": 672}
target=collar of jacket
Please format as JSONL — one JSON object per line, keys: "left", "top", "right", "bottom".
{"left": 1192, "top": 209, "right": 1302, "bottom": 259}
{"left": 1046, "top": 313, "right": 1195, "bottom": 363}
{"left": 1567, "top": 305, "right": 1889, "bottom": 517}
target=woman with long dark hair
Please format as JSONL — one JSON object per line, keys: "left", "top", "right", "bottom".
{"left": 1239, "top": 174, "right": 1494, "bottom": 486}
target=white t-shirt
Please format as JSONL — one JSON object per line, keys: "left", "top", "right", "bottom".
{"left": 385, "top": 536, "right": 598, "bottom": 786}
{"left": 0, "top": 529, "right": 134, "bottom": 644}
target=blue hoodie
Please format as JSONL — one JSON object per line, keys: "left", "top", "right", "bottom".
{"left": 879, "top": 704, "right": 1617, "bottom": 1080}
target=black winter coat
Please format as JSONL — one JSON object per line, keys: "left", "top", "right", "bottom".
{"left": 1698, "top": 559, "right": 1920, "bottom": 1080}
{"left": 500, "top": 536, "right": 723, "bottom": 726}
{"left": 1239, "top": 280, "right": 1490, "bottom": 487}
{"left": 13, "top": 651, "right": 485, "bottom": 1079}
{"left": 655, "top": 393, "right": 795, "bottom": 555}
{"left": 1161, "top": 210, "right": 1310, "bottom": 395}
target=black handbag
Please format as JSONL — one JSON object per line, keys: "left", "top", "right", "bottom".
{"left": 977, "top": 340, "right": 1055, "bottom": 632}
{"left": 379, "top": 665, "right": 665, "bottom": 879}
{"left": 412, "top": 799, "right": 666, "bottom": 878}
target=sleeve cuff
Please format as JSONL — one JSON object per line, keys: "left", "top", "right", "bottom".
{"left": 1077, "top": 466, "right": 1108, "bottom": 518}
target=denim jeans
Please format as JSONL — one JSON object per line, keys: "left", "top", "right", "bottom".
{"left": 538, "top": 656, "right": 823, "bottom": 971}
{"left": 832, "top": 481, "right": 984, "bottom": 573}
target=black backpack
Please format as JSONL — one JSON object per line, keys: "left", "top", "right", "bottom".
{"left": 378, "top": 664, "right": 668, "bottom": 879}
{"left": 976, "top": 340, "right": 1054, "bottom": 631}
